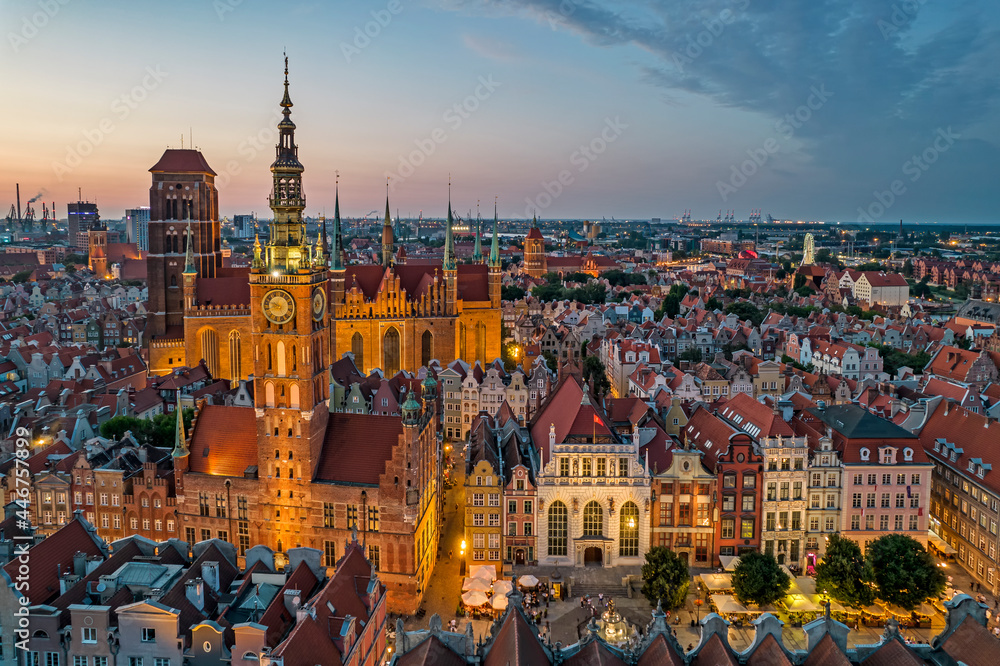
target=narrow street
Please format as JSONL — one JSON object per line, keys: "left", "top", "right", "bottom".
{"left": 403, "top": 443, "right": 495, "bottom": 640}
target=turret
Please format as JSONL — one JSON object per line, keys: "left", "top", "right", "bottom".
{"left": 488, "top": 198, "right": 502, "bottom": 307}
{"left": 182, "top": 223, "right": 198, "bottom": 310}
{"left": 402, "top": 390, "right": 421, "bottom": 426}
{"left": 443, "top": 186, "right": 458, "bottom": 314}
{"left": 381, "top": 184, "right": 394, "bottom": 267}
{"left": 330, "top": 182, "right": 346, "bottom": 314}
{"left": 472, "top": 201, "right": 483, "bottom": 263}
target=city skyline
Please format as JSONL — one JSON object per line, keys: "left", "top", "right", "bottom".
{"left": 3, "top": 0, "right": 999, "bottom": 223}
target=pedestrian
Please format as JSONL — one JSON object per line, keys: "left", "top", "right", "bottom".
{"left": 449, "top": 550, "right": 453, "bottom": 561}
{"left": 599, "top": 592, "right": 604, "bottom": 606}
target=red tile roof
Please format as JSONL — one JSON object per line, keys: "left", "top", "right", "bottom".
{"left": 483, "top": 607, "right": 550, "bottom": 666}
{"left": 149, "top": 148, "right": 217, "bottom": 175}
{"left": 746, "top": 634, "right": 792, "bottom": 666}
{"left": 692, "top": 633, "right": 737, "bottom": 666}
{"left": 859, "top": 638, "right": 927, "bottom": 666}
{"left": 396, "top": 636, "right": 468, "bottom": 666}
{"left": 197, "top": 276, "right": 250, "bottom": 307}
{"left": 938, "top": 614, "right": 995, "bottom": 666}
{"left": 526, "top": 227, "right": 544, "bottom": 240}
{"left": 717, "top": 392, "right": 795, "bottom": 439}
{"left": 636, "top": 634, "right": 683, "bottom": 666}
{"left": 919, "top": 401, "right": 1000, "bottom": 496}
{"left": 2, "top": 519, "right": 104, "bottom": 605}
{"left": 802, "top": 633, "right": 851, "bottom": 666}
{"left": 564, "top": 639, "right": 628, "bottom": 666}
{"left": 187, "top": 405, "right": 258, "bottom": 476}
{"left": 316, "top": 413, "right": 402, "bottom": 485}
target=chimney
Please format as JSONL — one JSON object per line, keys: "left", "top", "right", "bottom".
{"left": 73, "top": 551, "right": 88, "bottom": 577}
{"left": 284, "top": 589, "right": 302, "bottom": 616}
{"left": 185, "top": 579, "right": 205, "bottom": 611}
{"left": 201, "top": 561, "right": 220, "bottom": 592}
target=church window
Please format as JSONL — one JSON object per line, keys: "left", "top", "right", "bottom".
{"left": 421, "top": 330, "right": 433, "bottom": 367}
{"left": 583, "top": 501, "right": 603, "bottom": 537}
{"left": 548, "top": 502, "right": 567, "bottom": 556}
{"left": 276, "top": 341, "right": 286, "bottom": 376}
{"left": 351, "top": 332, "right": 364, "bottom": 369}
{"left": 619, "top": 502, "right": 639, "bottom": 557}
{"left": 383, "top": 327, "right": 400, "bottom": 377}
{"left": 265, "top": 382, "right": 275, "bottom": 408}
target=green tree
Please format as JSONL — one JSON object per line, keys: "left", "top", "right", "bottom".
{"left": 641, "top": 547, "right": 690, "bottom": 609}
{"left": 725, "top": 302, "right": 764, "bottom": 327}
{"left": 501, "top": 342, "right": 521, "bottom": 372}
{"left": 705, "top": 297, "right": 722, "bottom": 311}
{"left": 582, "top": 355, "right": 611, "bottom": 396}
{"left": 902, "top": 259, "right": 913, "bottom": 278}
{"left": 679, "top": 347, "right": 703, "bottom": 363}
{"left": 100, "top": 415, "right": 152, "bottom": 442}
{"left": 732, "top": 551, "right": 791, "bottom": 607}
{"left": 814, "top": 533, "right": 875, "bottom": 608}
{"left": 656, "top": 294, "right": 681, "bottom": 320}
{"left": 541, "top": 350, "right": 558, "bottom": 372}
{"left": 63, "top": 253, "right": 88, "bottom": 264}
{"left": 815, "top": 248, "right": 832, "bottom": 264}
{"left": 562, "top": 271, "right": 590, "bottom": 284}
{"left": 11, "top": 270, "right": 32, "bottom": 284}
{"left": 793, "top": 274, "right": 806, "bottom": 290}
{"left": 866, "top": 534, "right": 945, "bottom": 609}
{"left": 501, "top": 286, "right": 525, "bottom": 301}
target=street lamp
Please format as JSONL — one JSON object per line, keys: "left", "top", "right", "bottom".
{"left": 695, "top": 598, "right": 703, "bottom": 622}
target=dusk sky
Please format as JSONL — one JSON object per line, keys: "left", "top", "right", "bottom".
{"left": 3, "top": 0, "right": 999, "bottom": 223}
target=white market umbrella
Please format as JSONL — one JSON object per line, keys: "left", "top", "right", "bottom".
{"left": 463, "top": 577, "right": 491, "bottom": 592}
{"left": 491, "top": 594, "right": 509, "bottom": 611}
{"left": 471, "top": 564, "right": 497, "bottom": 582}
{"left": 518, "top": 574, "right": 540, "bottom": 588}
{"left": 493, "top": 580, "right": 513, "bottom": 596}
{"left": 711, "top": 594, "right": 749, "bottom": 614}
{"left": 784, "top": 595, "right": 820, "bottom": 612}
{"left": 720, "top": 555, "right": 741, "bottom": 571}
{"left": 462, "top": 590, "right": 490, "bottom": 607}
{"left": 699, "top": 573, "right": 734, "bottom": 592}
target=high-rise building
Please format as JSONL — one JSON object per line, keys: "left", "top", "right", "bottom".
{"left": 233, "top": 213, "right": 256, "bottom": 238}
{"left": 67, "top": 201, "right": 99, "bottom": 250}
{"left": 125, "top": 206, "right": 150, "bottom": 251}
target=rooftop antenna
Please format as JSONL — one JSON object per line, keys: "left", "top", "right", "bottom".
{"left": 180, "top": 133, "right": 184, "bottom": 149}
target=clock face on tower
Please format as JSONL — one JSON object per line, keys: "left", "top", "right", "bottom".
{"left": 312, "top": 287, "right": 326, "bottom": 321}
{"left": 262, "top": 289, "right": 295, "bottom": 324}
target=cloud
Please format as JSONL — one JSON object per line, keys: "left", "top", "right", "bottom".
{"left": 461, "top": 33, "right": 522, "bottom": 62}
{"left": 449, "top": 0, "right": 1000, "bottom": 220}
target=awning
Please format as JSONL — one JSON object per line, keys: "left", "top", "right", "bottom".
{"left": 463, "top": 577, "right": 491, "bottom": 592}
{"left": 783, "top": 594, "right": 820, "bottom": 612}
{"left": 711, "top": 594, "right": 750, "bottom": 614}
{"left": 699, "top": 573, "right": 734, "bottom": 592}
{"left": 470, "top": 564, "right": 498, "bottom": 581}
{"left": 720, "top": 555, "right": 741, "bottom": 571}
{"left": 928, "top": 532, "right": 957, "bottom": 555}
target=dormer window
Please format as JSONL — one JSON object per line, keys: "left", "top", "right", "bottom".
{"left": 860, "top": 448, "right": 870, "bottom": 461}
{"left": 880, "top": 448, "right": 896, "bottom": 465}
{"left": 903, "top": 448, "right": 913, "bottom": 462}
{"left": 968, "top": 460, "right": 976, "bottom": 472}
{"left": 934, "top": 441, "right": 941, "bottom": 452}
{"left": 978, "top": 466, "right": 985, "bottom": 479}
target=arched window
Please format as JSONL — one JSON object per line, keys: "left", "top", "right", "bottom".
{"left": 619, "top": 501, "right": 639, "bottom": 557}
{"left": 291, "top": 344, "right": 297, "bottom": 372}
{"left": 265, "top": 381, "right": 275, "bottom": 407}
{"left": 458, "top": 322, "right": 467, "bottom": 360}
{"left": 548, "top": 501, "right": 567, "bottom": 557}
{"left": 421, "top": 330, "right": 433, "bottom": 368}
{"left": 200, "top": 328, "right": 219, "bottom": 379}
{"left": 170, "top": 274, "right": 177, "bottom": 287}
{"left": 276, "top": 341, "right": 286, "bottom": 376}
{"left": 351, "top": 332, "right": 364, "bottom": 370}
{"left": 289, "top": 384, "right": 300, "bottom": 410}
{"left": 267, "top": 343, "right": 272, "bottom": 371}
{"left": 476, "top": 321, "right": 487, "bottom": 364}
{"left": 583, "top": 500, "right": 603, "bottom": 537}
{"left": 229, "top": 330, "right": 242, "bottom": 381}
{"left": 383, "top": 327, "right": 400, "bottom": 377}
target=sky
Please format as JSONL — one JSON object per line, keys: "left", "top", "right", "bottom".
{"left": 2, "top": 0, "right": 999, "bottom": 224}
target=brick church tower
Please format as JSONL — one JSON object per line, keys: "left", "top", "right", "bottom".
{"left": 247, "top": 57, "right": 331, "bottom": 542}
{"left": 523, "top": 214, "right": 547, "bottom": 278}
{"left": 145, "top": 145, "right": 221, "bottom": 373}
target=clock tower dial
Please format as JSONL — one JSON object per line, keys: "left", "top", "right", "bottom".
{"left": 312, "top": 286, "right": 326, "bottom": 321}
{"left": 262, "top": 289, "right": 295, "bottom": 325}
